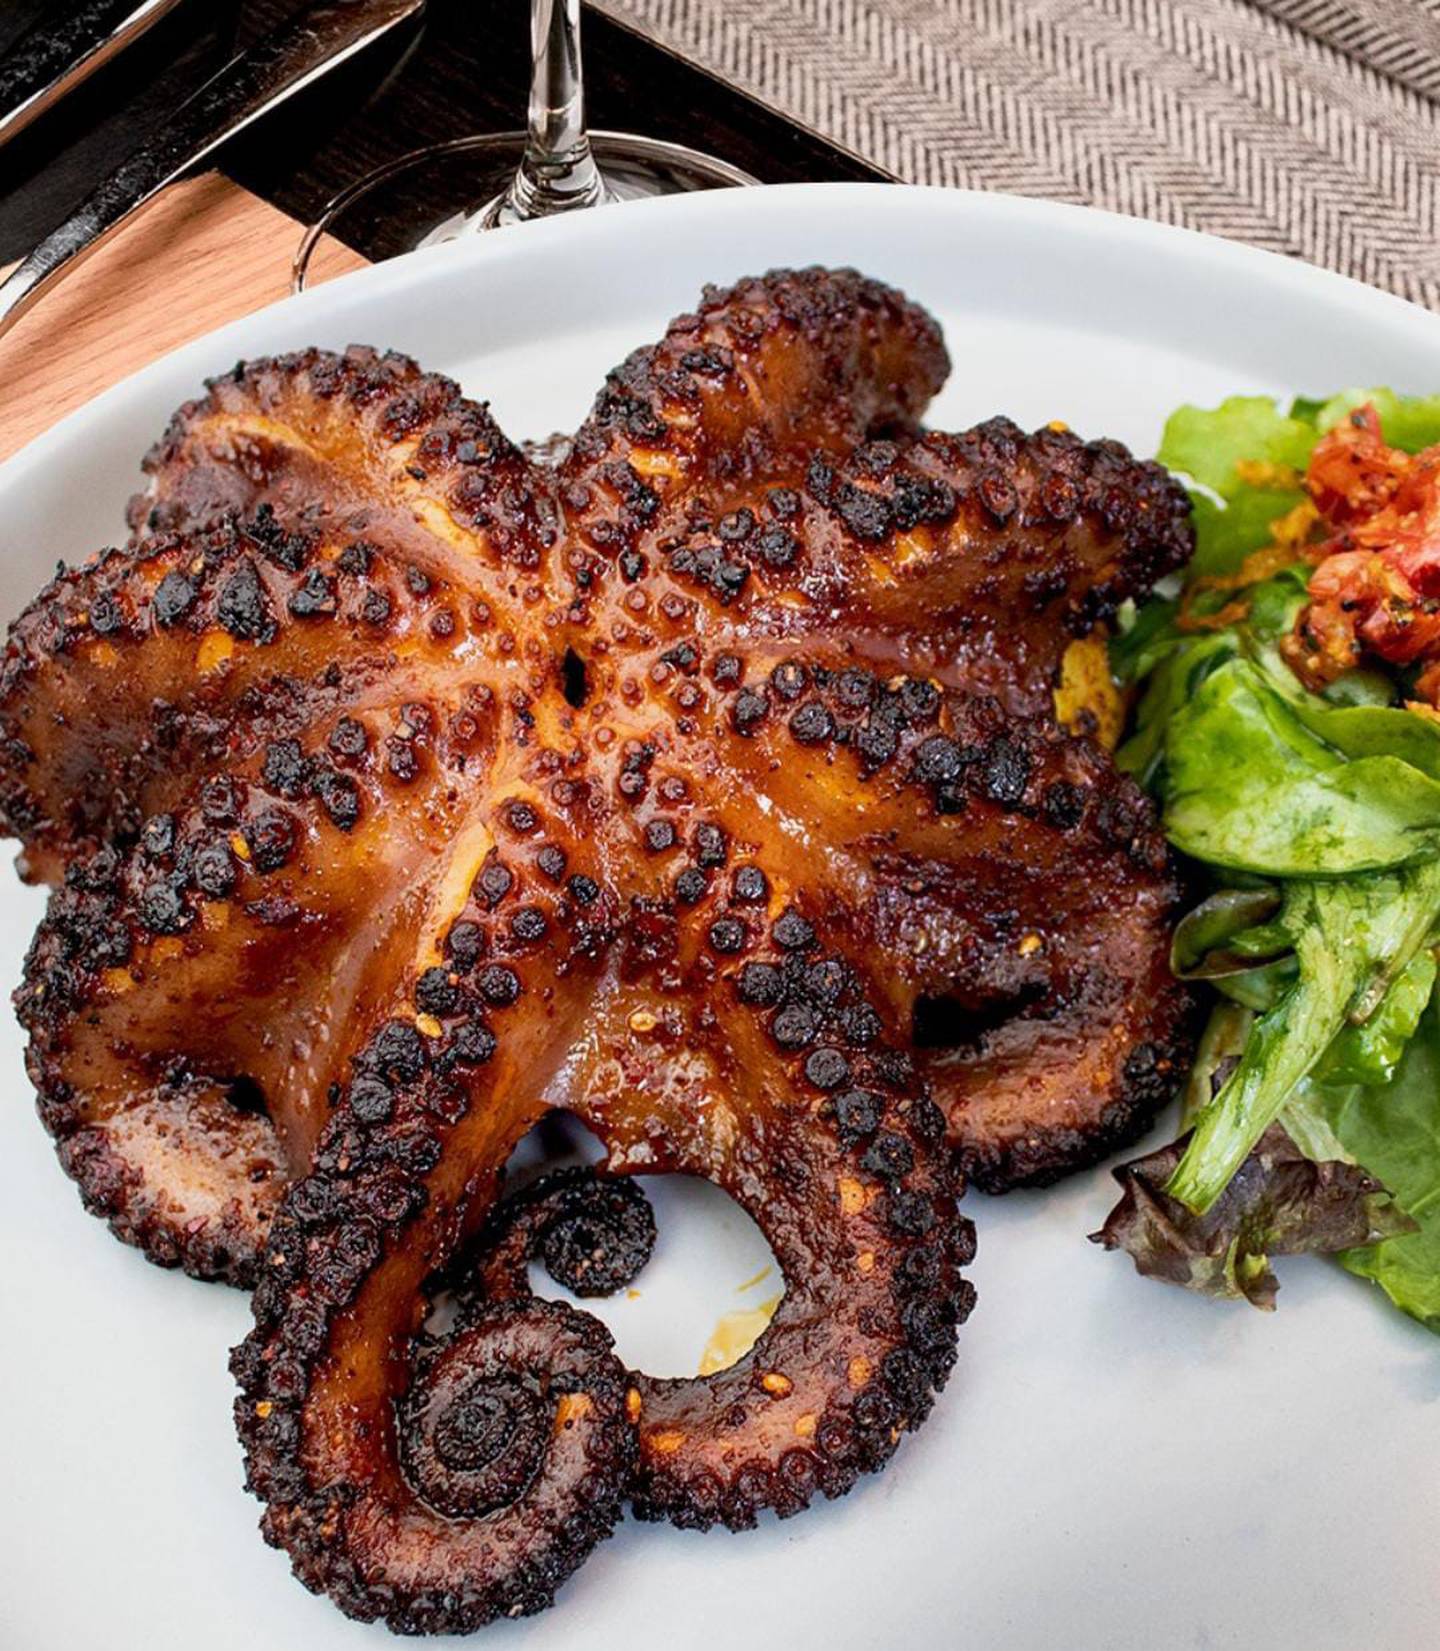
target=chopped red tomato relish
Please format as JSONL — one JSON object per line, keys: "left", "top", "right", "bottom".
{"left": 1284, "top": 405, "right": 1440, "bottom": 702}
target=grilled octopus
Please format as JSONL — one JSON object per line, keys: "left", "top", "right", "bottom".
{"left": 0, "top": 269, "right": 1196, "bottom": 1632}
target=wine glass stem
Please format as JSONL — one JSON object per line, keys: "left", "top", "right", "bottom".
{"left": 501, "top": 0, "right": 606, "bottom": 221}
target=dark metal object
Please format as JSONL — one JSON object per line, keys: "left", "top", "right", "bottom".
{"left": 0, "top": 0, "right": 424, "bottom": 338}
{"left": 0, "top": 0, "right": 189, "bottom": 150}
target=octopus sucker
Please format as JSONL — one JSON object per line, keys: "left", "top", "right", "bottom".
{"left": 0, "top": 266, "right": 1198, "bottom": 1630}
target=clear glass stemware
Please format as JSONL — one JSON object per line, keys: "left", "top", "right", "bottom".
{"left": 293, "top": 0, "right": 756, "bottom": 288}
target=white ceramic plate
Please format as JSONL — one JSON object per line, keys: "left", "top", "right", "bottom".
{"left": 1, "top": 184, "right": 1436, "bottom": 1651}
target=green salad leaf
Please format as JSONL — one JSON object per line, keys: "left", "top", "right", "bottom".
{"left": 1281, "top": 1077, "right": 1357, "bottom": 1164}
{"left": 1304, "top": 990, "right": 1440, "bottom": 1330}
{"left": 1165, "top": 865, "right": 1440, "bottom": 1212}
{"left": 1102, "top": 386, "right": 1440, "bottom": 1332}
{"left": 1268, "top": 679, "right": 1440, "bottom": 781}
{"left": 1162, "top": 660, "right": 1440, "bottom": 874}
{"left": 1178, "top": 1000, "right": 1254, "bottom": 1125}
{"left": 1169, "top": 888, "right": 1295, "bottom": 1009}
{"left": 1318, "top": 951, "right": 1438, "bottom": 1086}
{"left": 1312, "top": 387, "right": 1440, "bottom": 453}
{"left": 1156, "top": 396, "right": 1316, "bottom": 498}
{"left": 1187, "top": 491, "right": 1308, "bottom": 579}
{"left": 1170, "top": 886, "right": 1284, "bottom": 980}
{"left": 1154, "top": 396, "right": 1314, "bottom": 579}
{"left": 1115, "top": 635, "right": 1228, "bottom": 789}
{"left": 1110, "top": 592, "right": 1183, "bottom": 684}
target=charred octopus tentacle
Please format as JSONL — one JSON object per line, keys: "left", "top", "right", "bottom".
{"left": 465, "top": 1166, "right": 659, "bottom": 1301}
{"left": 6, "top": 523, "right": 520, "bottom": 1279}
{"left": 0, "top": 267, "right": 1197, "bottom": 1631}
{"left": 613, "top": 942, "right": 975, "bottom": 1533}
{"left": 686, "top": 658, "right": 1197, "bottom": 1188}
{"left": 233, "top": 820, "right": 628, "bottom": 1633}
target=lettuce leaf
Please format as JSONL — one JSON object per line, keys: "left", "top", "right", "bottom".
{"left": 1320, "top": 993, "right": 1440, "bottom": 1330}
{"left": 1157, "top": 396, "right": 1316, "bottom": 498}
{"left": 1149, "top": 387, "right": 1440, "bottom": 583}
{"left": 1313, "top": 387, "right": 1440, "bottom": 453}
{"left": 1178, "top": 1000, "right": 1254, "bottom": 1126}
{"left": 1094, "top": 1123, "right": 1411, "bottom": 1310}
{"left": 1165, "top": 865, "right": 1440, "bottom": 1213}
{"left": 1170, "top": 886, "right": 1285, "bottom": 980}
{"left": 1155, "top": 396, "right": 1314, "bottom": 579}
{"left": 1162, "top": 660, "right": 1440, "bottom": 874}
{"left": 1317, "top": 951, "right": 1437, "bottom": 1086}
{"left": 1187, "top": 490, "right": 1309, "bottom": 579}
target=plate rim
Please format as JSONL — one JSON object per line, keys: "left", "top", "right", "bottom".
{"left": 4, "top": 179, "right": 1440, "bottom": 497}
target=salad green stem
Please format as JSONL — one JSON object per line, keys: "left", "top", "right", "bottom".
{"left": 1167, "top": 869, "right": 1440, "bottom": 1212}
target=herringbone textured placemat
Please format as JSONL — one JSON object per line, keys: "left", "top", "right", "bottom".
{"left": 600, "top": 0, "right": 1440, "bottom": 308}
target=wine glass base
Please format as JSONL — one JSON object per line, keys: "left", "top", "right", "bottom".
{"left": 294, "top": 131, "right": 757, "bottom": 291}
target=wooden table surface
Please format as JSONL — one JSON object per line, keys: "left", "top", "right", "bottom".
{"left": 0, "top": 1, "right": 884, "bottom": 462}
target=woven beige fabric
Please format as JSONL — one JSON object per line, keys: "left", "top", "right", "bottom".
{"left": 599, "top": 0, "right": 1440, "bottom": 308}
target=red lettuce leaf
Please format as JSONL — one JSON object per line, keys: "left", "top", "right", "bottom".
{"left": 1092, "top": 1123, "right": 1412, "bottom": 1309}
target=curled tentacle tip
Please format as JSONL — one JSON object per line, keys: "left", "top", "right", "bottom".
{"left": 243, "top": 1297, "right": 637, "bottom": 1635}
{"left": 457, "top": 1165, "right": 658, "bottom": 1308}
{"left": 529, "top": 1169, "right": 657, "bottom": 1298}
